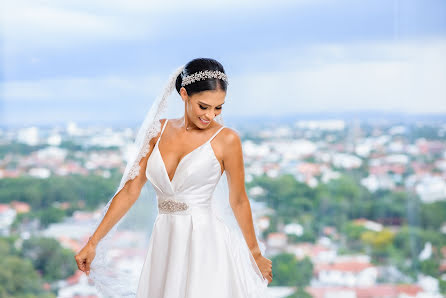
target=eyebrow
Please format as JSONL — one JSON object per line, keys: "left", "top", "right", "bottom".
{"left": 198, "top": 101, "right": 225, "bottom": 107}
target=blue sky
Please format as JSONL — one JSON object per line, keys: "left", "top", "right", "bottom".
{"left": 1, "top": 0, "right": 445, "bottom": 126}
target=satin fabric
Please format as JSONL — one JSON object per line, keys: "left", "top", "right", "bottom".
{"left": 135, "top": 119, "right": 269, "bottom": 298}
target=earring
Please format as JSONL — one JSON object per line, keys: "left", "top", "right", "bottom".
{"left": 185, "top": 100, "right": 193, "bottom": 131}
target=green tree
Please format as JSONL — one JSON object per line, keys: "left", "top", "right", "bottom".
{"left": 420, "top": 258, "right": 440, "bottom": 278}
{"left": 270, "top": 253, "right": 313, "bottom": 287}
{"left": 36, "top": 207, "right": 66, "bottom": 228}
{"left": 21, "top": 237, "right": 77, "bottom": 282}
{"left": 420, "top": 201, "right": 446, "bottom": 230}
{"left": 286, "top": 287, "right": 312, "bottom": 298}
{"left": 0, "top": 255, "right": 56, "bottom": 298}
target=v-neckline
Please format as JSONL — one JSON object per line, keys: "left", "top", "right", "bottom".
{"left": 156, "top": 140, "right": 210, "bottom": 184}
{"left": 156, "top": 119, "right": 223, "bottom": 185}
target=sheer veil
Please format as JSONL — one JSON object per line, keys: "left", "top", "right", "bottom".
{"left": 85, "top": 64, "right": 267, "bottom": 297}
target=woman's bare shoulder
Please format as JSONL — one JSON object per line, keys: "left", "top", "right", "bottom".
{"left": 219, "top": 125, "right": 238, "bottom": 137}
{"left": 217, "top": 127, "right": 244, "bottom": 169}
{"left": 218, "top": 126, "right": 241, "bottom": 147}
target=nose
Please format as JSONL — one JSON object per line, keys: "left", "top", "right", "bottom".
{"left": 205, "top": 112, "right": 215, "bottom": 120}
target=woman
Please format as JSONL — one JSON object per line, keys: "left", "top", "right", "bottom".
{"left": 74, "top": 58, "right": 273, "bottom": 297}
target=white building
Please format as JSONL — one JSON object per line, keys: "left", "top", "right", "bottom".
{"left": 17, "top": 126, "right": 40, "bottom": 146}
{"left": 0, "top": 204, "right": 17, "bottom": 236}
{"left": 415, "top": 175, "right": 446, "bottom": 203}
{"left": 315, "top": 261, "right": 378, "bottom": 287}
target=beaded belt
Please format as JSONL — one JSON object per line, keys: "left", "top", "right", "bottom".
{"left": 157, "top": 195, "right": 213, "bottom": 215}
{"left": 156, "top": 195, "right": 214, "bottom": 231}
{"left": 158, "top": 199, "right": 189, "bottom": 213}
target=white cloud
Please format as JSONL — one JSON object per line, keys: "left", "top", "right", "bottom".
{"left": 227, "top": 39, "right": 446, "bottom": 114}
{"left": 1, "top": 0, "right": 316, "bottom": 52}
{"left": 1, "top": 1, "right": 151, "bottom": 52}
{"left": 2, "top": 39, "right": 446, "bottom": 115}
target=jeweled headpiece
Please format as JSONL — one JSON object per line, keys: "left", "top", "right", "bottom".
{"left": 181, "top": 70, "right": 228, "bottom": 87}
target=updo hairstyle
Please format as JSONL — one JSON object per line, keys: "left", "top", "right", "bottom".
{"left": 175, "top": 58, "right": 228, "bottom": 97}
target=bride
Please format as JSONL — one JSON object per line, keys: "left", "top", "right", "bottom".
{"left": 74, "top": 58, "right": 273, "bottom": 297}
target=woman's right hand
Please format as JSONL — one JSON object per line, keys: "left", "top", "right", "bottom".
{"left": 253, "top": 253, "right": 273, "bottom": 284}
{"left": 74, "top": 240, "right": 97, "bottom": 276}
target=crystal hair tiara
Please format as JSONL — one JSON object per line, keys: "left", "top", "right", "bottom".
{"left": 181, "top": 70, "right": 228, "bottom": 87}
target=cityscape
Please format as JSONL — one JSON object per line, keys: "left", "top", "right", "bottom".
{"left": 0, "top": 115, "right": 445, "bottom": 297}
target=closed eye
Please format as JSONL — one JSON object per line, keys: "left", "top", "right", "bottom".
{"left": 199, "top": 104, "right": 222, "bottom": 110}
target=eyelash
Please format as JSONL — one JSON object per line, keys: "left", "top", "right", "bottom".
{"left": 199, "top": 104, "right": 222, "bottom": 110}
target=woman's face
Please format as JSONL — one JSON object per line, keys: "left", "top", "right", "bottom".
{"left": 181, "top": 87, "right": 226, "bottom": 129}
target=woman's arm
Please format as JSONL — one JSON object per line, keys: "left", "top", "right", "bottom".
{"left": 222, "top": 128, "right": 273, "bottom": 284}
{"left": 87, "top": 119, "right": 165, "bottom": 247}
{"left": 75, "top": 119, "right": 166, "bottom": 276}
{"left": 222, "top": 128, "right": 263, "bottom": 257}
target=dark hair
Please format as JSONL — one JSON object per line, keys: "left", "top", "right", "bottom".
{"left": 175, "top": 58, "right": 228, "bottom": 96}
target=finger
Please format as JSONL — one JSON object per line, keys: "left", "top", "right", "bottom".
{"left": 75, "top": 259, "right": 83, "bottom": 271}
{"left": 80, "top": 259, "right": 87, "bottom": 271}
{"left": 85, "top": 261, "right": 91, "bottom": 275}
{"left": 79, "top": 259, "right": 85, "bottom": 268}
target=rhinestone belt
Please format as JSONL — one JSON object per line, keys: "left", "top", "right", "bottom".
{"left": 156, "top": 196, "right": 214, "bottom": 232}
{"left": 157, "top": 197, "right": 213, "bottom": 215}
{"left": 158, "top": 199, "right": 189, "bottom": 213}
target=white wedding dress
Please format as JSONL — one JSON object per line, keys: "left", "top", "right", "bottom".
{"left": 135, "top": 119, "right": 269, "bottom": 298}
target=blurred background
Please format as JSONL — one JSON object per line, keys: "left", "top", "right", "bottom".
{"left": 0, "top": 0, "right": 445, "bottom": 297}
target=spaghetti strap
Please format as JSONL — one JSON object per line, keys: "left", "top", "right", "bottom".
{"left": 207, "top": 125, "right": 225, "bottom": 143}
{"left": 161, "top": 119, "right": 168, "bottom": 134}
{"left": 156, "top": 119, "right": 168, "bottom": 145}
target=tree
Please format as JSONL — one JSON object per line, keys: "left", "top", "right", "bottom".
{"left": 0, "top": 255, "right": 56, "bottom": 297}
{"left": 361, "top": 228, "right": 395, "bottom": 261}
{"left": 21, "top": 237, "right": 77, "bottom": 282}
{"left": 286, "top": 287, "right": 312, "bottom": 298}
{"left": 270, "top": 253, "right": 314, "bottom": 287}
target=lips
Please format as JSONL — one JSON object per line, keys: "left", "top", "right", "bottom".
{"left": 199, "top": 117, "right": 210, "bottom": 124}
